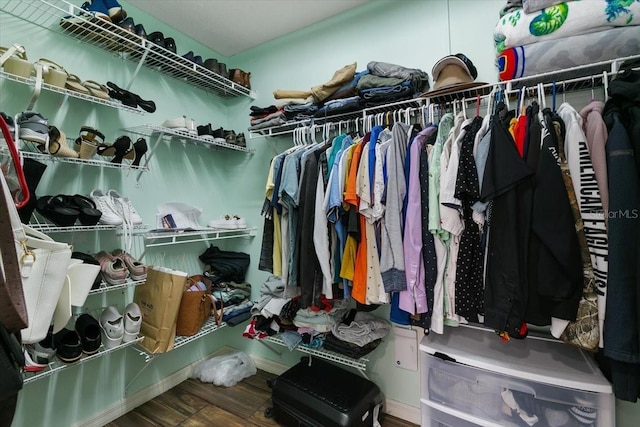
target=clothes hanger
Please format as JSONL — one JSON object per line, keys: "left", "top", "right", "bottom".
{"left": 551, "top": 81, "right": 557, "bottom": 113}
{"left": 591, "top": 76, "right": 596, "bottom": 102}
{"left": 603, "top": 71, "right": 609, "bottom": 101}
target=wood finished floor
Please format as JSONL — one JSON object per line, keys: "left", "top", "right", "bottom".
{"left": 107, "top": 369, "right": 418, "bottom": 427}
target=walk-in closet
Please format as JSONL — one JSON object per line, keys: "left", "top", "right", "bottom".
{"left": 1, "top": 1, "right": 639, "bottom": 426}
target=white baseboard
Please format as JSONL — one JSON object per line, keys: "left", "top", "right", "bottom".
{"left": 251, "top": 355, "right": 421, "bottom": 425}
{"left": 75, "top": 364, "right": 192, "bottom": 427}
{"left": 75, "top": 347, "right": 235, "bottom": 427}
{"left": 384, "top": 399, "right": 421, "bottom": 425}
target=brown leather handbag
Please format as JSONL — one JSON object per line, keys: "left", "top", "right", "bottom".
{"left": 229, "top": 69, "right": 251, "bottom": 90}
{"left": 176, "top": 275, "right": 214, "bottom": 336}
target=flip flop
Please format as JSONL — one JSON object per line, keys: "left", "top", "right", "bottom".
{"left": 82, "top": 80, "right": 110, "bottom": 100}
{"left": 65, "top": 73, "right": 90, "bottom": 94}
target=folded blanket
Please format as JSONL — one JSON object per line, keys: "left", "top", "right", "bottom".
{"left": 356, "top": 74, "right": 405, "bottom": 90}
{"left": 498, "top": 25, "right": 640, "bottom": 81}
{"left": 314, "top": 96, "right": 362, "bottom": 118}
{"left": 523, "top": 0, "right": 566, "bottom": 14}
{"left": 494, "top": 1, "right": 640, "bottom": 54}
{"left": 274, "top": 96, "right": 315, "bottom": 109}
{"left": 250, "top": 110, "right": 285, "bottom": 125}
{"left": 248, "top": 116, "right": 287, "bottom": 131}
{"left": 367, "top": 61, "right": 429, "bottom": 92}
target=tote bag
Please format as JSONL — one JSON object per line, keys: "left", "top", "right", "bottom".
{"left": 1, "top": 167, "right": 72, "bottom": 344}
{"left": 134, "top": 266, "right": 186, "bottom": 353}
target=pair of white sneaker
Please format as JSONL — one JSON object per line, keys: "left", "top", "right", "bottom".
{"left": 99, "top": 303, "right": 141, "bottom": 349}
{"left": 90, "top": 189, "right": 143, "bottom": 226}
{"left": 207, "top": 214, "right": 247, "bottom": 230}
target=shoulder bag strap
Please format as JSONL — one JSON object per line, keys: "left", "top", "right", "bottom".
{"left": 0, "top": 173, "right": 28, "bottom": 333}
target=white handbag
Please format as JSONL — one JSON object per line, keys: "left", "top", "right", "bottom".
{"left": 1, "top": 168, "right": 73, "bottom": 344}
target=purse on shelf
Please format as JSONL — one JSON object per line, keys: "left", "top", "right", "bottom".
{"left": 1, "top": 144, "right": 73, "bottom": 344}
{"left": 176, "top": 274, "right": 217, "bottom": 337}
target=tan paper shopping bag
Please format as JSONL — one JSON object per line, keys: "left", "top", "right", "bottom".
{"left": 134, "top": 266, "right": 187, "bottom": 354}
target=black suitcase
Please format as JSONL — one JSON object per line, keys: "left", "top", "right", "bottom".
{"left": 268, "top": 356, "right": 383, "bottom": 427}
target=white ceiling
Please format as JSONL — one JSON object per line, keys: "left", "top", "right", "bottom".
{"left": 128, "top": 0, "right": 370, "bottom": 57}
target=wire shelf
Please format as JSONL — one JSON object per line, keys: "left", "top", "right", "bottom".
{"left": 249, "top": 109, "right": 366, "bottom": 139}
{"left": 123, "top": 125, "right": 255, "bottom": 153}
{"left": 87, "top": 278, "right": 146, "bottom": 295}
{"left": 0, "top": 71, "right": 144, "bottom": 114}
{"left": 0, "top": 0, "right": 254, "bottom": 99}
{"left": 142, "top": 227, "right": 257, "bottom": 248}
{"left": 23, "top": 336, "right": 143, "bottom": 384}
{"left": 28, "top": 221, "right": 148, "bottom": 233}
{"left": 20, "top": 150, "right": 149, "bottom": 172}
{"left": 136, "top": 317, "right": 227, "bottom": 361}
{"left": 263, "top": 336, "right": 369, "bottom": 371}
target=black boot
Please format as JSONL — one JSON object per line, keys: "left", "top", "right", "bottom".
{"left": 17, "top": 158, "right": 47, "bottom": 223}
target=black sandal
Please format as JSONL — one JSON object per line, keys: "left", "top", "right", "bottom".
{"left": 36, "top": 195, "right": 80, "bottom": 227}
{"left": 69, "top": 195, "right": 102, "bottom": 226}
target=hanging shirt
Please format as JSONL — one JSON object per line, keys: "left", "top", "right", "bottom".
{"left": 380, "top": 122, "right": 411, "bottom": 292}
{"left": 399, "top": 126, "right": 438, "bottom": 314}
{"left": 558, "top": 102, "right": 608, "bottom": 348}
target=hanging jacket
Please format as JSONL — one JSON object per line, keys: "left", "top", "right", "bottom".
{"left": 602, "top": 99, "right": 640, "bottom": 402}
{"left": 480, "top": 115, "right": 534, "bottom": 338}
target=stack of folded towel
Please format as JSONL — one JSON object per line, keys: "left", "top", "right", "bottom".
{"left": 495, "top": 0, "right": 640, "bottom": 82}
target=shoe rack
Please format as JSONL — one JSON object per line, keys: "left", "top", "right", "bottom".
{"left": 23, "top": 334, "right": 143, "bottom": 385}
{"left": 0, "top": 70, "right": 144, "bottom": 115}
{"left": 0, "top": 0, "right": 255, "bottom": 99}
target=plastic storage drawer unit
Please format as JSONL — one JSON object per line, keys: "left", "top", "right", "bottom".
{"left": 419, "top": 326, "right": 614, "bottom": 427}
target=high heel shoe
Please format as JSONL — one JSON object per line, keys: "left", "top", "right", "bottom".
{"left": 111, "top": 135, "right": 132, "bottom": 164}
{"left": 46, "top": 126, "right": 79, "bottom": 158}
{"left": 131, "top": 138, "right": 147, "bottom": 167}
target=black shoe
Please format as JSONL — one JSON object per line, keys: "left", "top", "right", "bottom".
{"left": 211, "top": 127, "right": 224, "bottom": 139}
{"left": 164, "top": 37, "right": 176, "bottom": 54}
{"left": 118, "top": 17, "right": 135, "bottom": 33}
{"left": 197, "top": 123, "right": 212, "bottom": 136}
{"left": 147, "top": 31, "right": 165, "bottom": 48}
{"left": 134, "top": 23, "right": 147, "bottom": 39}
{"left": 204, "top": 58, "right": 219, "bottom": 73}
{"left": 17, "top": 158, "right": 47, "bottom": 223}
{"left": 75, "top": 314, "right": 101, "bottom": 355}
{"left": 106, "top": 81, "right": 137, "bottom": 108}
{"left": 218, "top": 62, "right": 227, "bottom": 77}
{"left": 183, "top": 51, "right": 195, "bottom": 62}
{"left": 193, "top": 55, "right": 203, "bottom": 67}
{"left": 133, "top": 94, "right": 156, "bottom": 113}
{"left": 54, "top": 328, "right": 82, "bottom": 363}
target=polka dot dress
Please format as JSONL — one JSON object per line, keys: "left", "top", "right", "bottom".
{"left": 454, "top": 117, "right": 485, "bottom": 322}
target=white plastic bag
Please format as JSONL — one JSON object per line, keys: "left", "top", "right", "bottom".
{"left": 191, "top": 351, "right": 257, "bottom": 387}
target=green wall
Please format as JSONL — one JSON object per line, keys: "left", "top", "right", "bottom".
{"left": 2, "top": 0, "right": 638, "bottom": 425}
